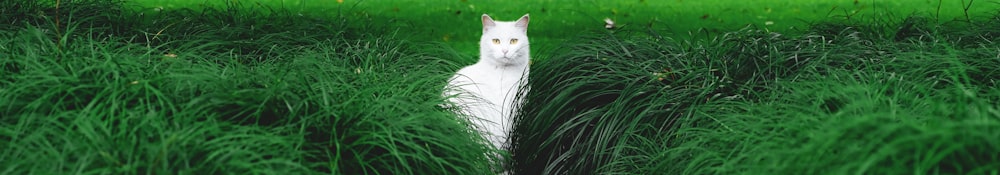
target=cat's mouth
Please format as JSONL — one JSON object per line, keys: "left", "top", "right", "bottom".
{"left": 500, "top": 56, "right": 517, "bottom": 62}
{"left": 500, "top": 53, "right": 519, "bottom": 59}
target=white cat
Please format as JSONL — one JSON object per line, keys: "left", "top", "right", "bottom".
{"left": 443, "top": 14, "right": 531, "bottom": 158}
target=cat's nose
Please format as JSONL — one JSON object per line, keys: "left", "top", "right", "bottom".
{"left": 502, "top": 49, "right": 508, "bottom": 54}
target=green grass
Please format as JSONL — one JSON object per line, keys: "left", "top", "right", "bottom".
{"left": 2, "top": 0, "right": 495, "bottom": 174}
{"left": 127, "top": 0, "right": 1000, "bottom": 62}
{"left": 509, "top": 12, "right": 1000, "bottom": 174}
{"left": 3, "top": 0, "right": 1000, "bottom": 174}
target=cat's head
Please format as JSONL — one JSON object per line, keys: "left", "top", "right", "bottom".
{"left": 480, "top": 14, "right": 530, "bottom": 66}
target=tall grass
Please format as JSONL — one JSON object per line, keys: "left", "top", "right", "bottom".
{"left": 0, "top": 0, "right": 495, "bottom": 174}
{"left": 3, "top": 0, "right": 999, "bottom": 174}
{"left": 512, "top": 8, "right": 1000, "bottom": 174}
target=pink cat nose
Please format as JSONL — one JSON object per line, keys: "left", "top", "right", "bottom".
{"left": 502, "top": 49, "right": 508, "bottom": 53}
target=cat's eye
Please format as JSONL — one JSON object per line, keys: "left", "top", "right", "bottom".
{"left": 510, "top": 39, "right": 518, "bottom": 45}
{"left": 492, "top": 39, "right": 500, "bottom": 44}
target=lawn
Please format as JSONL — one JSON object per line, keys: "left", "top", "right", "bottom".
{"left": 1, "top": 0, "right": 999, "bottom": 174}
{"left": 128, "top": 0, "right": 1000, "bottom": 61}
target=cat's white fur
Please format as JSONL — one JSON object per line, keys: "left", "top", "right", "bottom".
{"left": 443, "top": 14, "right": 531, "bottom": 154}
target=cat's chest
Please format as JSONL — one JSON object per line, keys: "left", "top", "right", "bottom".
{"left": 463, "top": 65, "right": 523, "bottom": 83}
{"left": 453, "top": 64, "right": 527, "bottom": 98}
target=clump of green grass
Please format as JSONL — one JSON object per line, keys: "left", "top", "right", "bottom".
{"left": 0, "top": 1, "right": 497, "bottom": 174}
{"left": 513, "top": 7, "right": 1000, "bottom": 174}
{"left": 663, "top": 44, "right": 1000, "bottom": 174}
{"left": 508, "top": 28, "right": 686, "bottom": 174}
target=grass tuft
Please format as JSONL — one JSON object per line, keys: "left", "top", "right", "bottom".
{"left": 512, "top": 7, "right": 1000, "bottom": 174}
{"left": 0, "top": 1, "right": 496, "bottom": 174}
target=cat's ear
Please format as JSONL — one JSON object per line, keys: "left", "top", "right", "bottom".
{"left": 482, "top": 14, "right": 496, "bottom": 33}
{"left": 515, "top": 14, "right": 530, "bottom": 33}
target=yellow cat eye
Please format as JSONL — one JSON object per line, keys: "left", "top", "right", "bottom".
{"left": 492, "top": 39, "right": 500, "bottom": 44}
{"left": 510, "top": 39, "right": 518, "bottom": 45}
